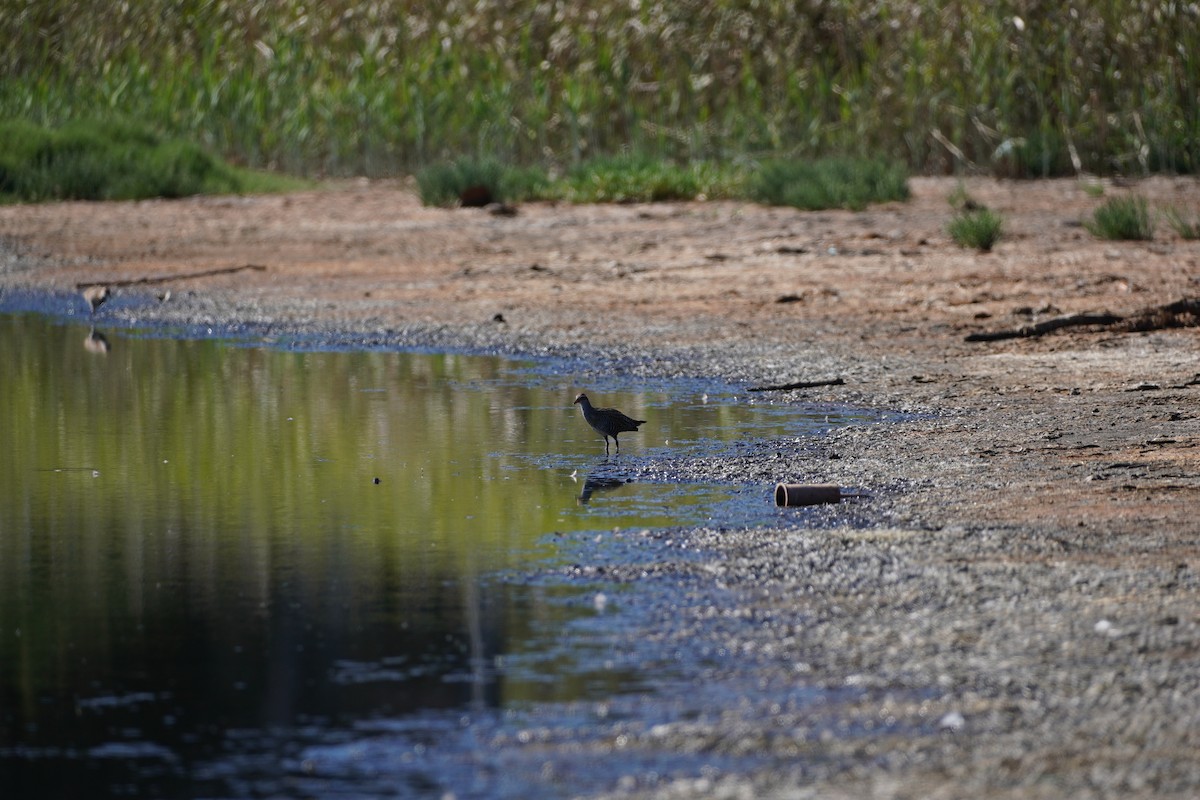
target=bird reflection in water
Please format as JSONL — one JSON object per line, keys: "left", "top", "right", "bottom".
{"left": 83, "top": 327, "right": 110, "bottom": 354}
{"left": 577, "top": 475, "right": 627, "bottom": 505}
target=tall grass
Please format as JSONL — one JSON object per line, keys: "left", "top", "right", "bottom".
{"left": 1164, "top": 206, "right": 1200, "bottom": 240}
{"left": 2, "top": 1, "right": 1198, "bottom": 178}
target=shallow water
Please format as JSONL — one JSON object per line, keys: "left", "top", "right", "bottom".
{"left": 0, "top": 311, "right": 870, "bottom": 797}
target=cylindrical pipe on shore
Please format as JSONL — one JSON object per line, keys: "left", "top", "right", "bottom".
{"left": 775, "top": 483, "right": 843, "bottom": 507}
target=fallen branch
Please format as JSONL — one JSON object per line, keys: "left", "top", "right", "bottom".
{"left": 748, "top": 377, "right": 845, "bottom": 392}
{"left": 77, "top": 264, "right": 266, "bottom": 290}
{"left": 966, "top": 297, "right": 1200, "bottom": 342}
{"left": 965, "top": 312, "right": 1123, "bottom": 342}
{"left": 1118, "top": 298, "right": 1200, "bottom": 333}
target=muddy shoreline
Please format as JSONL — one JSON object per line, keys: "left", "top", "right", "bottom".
{"left": 3, "top": 177, "right": 1200, "bottom": 797}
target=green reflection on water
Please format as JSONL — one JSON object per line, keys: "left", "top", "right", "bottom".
{"left": 1, "top": 316, "right": 601, "bottom": 711}
{"left": 3, "top": 320, "right": 564, "bottom": 610}
{"left": 0, "top": 311, "right": 847, "bottom": 793}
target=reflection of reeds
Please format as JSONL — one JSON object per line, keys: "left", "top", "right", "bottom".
{"left": 4, "top": 1, "right": 1196, "bottom": 177}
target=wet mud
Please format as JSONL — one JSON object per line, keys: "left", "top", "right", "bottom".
{"left": 2, "top": 176, "right": 1200, "bottom": 797}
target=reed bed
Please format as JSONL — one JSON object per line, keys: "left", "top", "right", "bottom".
{"left": 3, "top": 1, "right": 1197, "bottom": 178}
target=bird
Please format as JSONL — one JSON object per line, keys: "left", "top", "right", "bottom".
{"left": 573, "top": 393, "right": 646, "bottom": 456}
{"left": 81, "top": 285, "right": 110, "bottom": 314}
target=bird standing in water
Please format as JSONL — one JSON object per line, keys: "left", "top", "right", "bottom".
{"left": 573, "top": 393, "right": 646, "bottom": 455}
{"left": 81, "top": 285, "right": 110, "bottom": 314}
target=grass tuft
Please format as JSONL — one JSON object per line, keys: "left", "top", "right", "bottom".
{"left": 948, "top": 209, "right": 1004, "bottom": 251}
{"left": 1164, "top": 206, "right": 1200, "bottom": 239}
{"left": 1086, "top": 196, "right": 1155, "bottom": 240}
{"left": 749, "top": 158, "right": 909, "bottom": 211}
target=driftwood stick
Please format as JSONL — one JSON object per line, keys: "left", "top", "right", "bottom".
{"left": 965, "top": 312, "right": 1124, "bottom": 342}
{"left": 77, "top": 264, "right": 266, "bottom": 290}
{"left": 1120, "top": 298, "right": 1200, "bottom": 332}
{"left": 748, "top": 377, "right": 845, "bottom": 392}
{"left": 1161, "top": 298, "right": 1200, "bottom": 315}
{"left": 967, "top": 297, "right": 1200, "bottom": 342}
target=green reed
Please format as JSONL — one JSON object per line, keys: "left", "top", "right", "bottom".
{"left": 2, "top": 1, "right": 1197, "bottom": 178}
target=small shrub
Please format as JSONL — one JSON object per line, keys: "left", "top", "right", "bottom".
{"left": 1086, "top": 196, "right": 1154, "bottom": 240}
{"left": 415, "top": 158, "right": 548, "bottom": 207}
{"left": 1164, "top": 206, "right": 1200, "bottom": 239}
{"left": 948, "top": 209, "right": 1004, "bottom": 251}
{"left": 750, "top": 157, "right": 909, "bottom": 211}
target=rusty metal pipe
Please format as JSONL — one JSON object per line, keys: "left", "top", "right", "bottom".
{"left": 774, "top": 483, "right": 843, "bottom": 507}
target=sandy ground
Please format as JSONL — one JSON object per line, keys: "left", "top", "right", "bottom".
{"left": 2, "top": 176, "right": 1200, "bottom": 797}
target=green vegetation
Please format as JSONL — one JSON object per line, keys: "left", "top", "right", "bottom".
{"left": 0, "top": 314, "right": 607, "bottom": 710}
{"left": 1087, "top": 196, "right": 1155, "bottom": 241}
{"left": 0, "top": 118, "right": 303, "bottom": 203}
{"left": 947, "top": 182, "right": 978, "bottom": 213}
{"left": 948, "top": 209, "right": 1005, "bottom": 251}
{"left": 1164, "top": 206, "right": 1200, "bottom": 240}
{"left": 749, "top": 157, "right": 910, "bottom": 211}
{"left": 415, "top": 155, "right": 902, "bottom": 209}
{"left": 3, "top": 1, "right": 1196, "bottom": 179}
{"left": 555, "top": 156, "right": 743, "bottom": 204}
{"left": 415, "top": 158, "right": 548, "bottom": 207}
{"left": 945, "top": 184, "right": 1003, "bottom": 251}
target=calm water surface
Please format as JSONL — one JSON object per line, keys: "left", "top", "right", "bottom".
{"left": 0, "top": 312, "right": 867, "bottom": 797}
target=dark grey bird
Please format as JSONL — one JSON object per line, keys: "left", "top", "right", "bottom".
{"left": 573, "top": 393, "right": 646, "bottom": 456}
{"left": 81, "top": 285, "right": 110, "bottom": 314}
